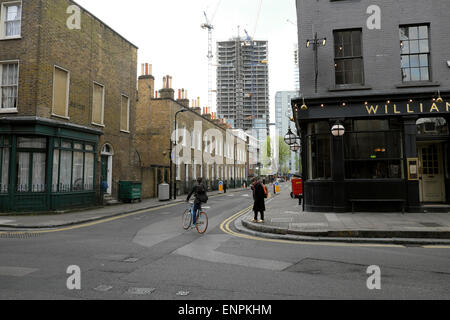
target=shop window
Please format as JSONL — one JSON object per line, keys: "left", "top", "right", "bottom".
{"left": 417, "top": 118, "right": 448, "bottom": 136}
{"left": 16, "top": 137, "right": 47, "bottom": 193}
{"left": 344, "top": 120, "right": 404, "bottom": 179}
{"left": 52, "top": 139, "right": 95, "bottom": 192}
{"left": 307, "top": 122, "right": 331, "bottom": 180}
{"left": 0, "top": 136, "right": 10, "bottom": 192}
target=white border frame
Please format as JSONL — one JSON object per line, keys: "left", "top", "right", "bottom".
{"left": 92, "top": 81, "right": 105, "bottom": 127}
{"left": 52, "top": 65, "right": 70, "bottom": 120}
{"left": 0, "top": 59, "right": 19, "bottom": 113}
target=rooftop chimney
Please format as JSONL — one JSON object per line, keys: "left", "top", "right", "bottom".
{"left": 159, "top": 75, "right": 175, "bottom": 99}
{"left": 138, "top": 63, "right": 155, "bottom": 100}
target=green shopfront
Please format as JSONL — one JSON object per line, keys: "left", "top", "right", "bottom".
{"left": 0, "top": 117, "right": 102, "bottom": 213}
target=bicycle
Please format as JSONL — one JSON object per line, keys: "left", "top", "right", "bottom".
{"left": 182, "top": 202, "right": 208, "bottom": 234}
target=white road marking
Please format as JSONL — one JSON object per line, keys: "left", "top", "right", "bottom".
{"left": 0, "top": 220, "right": 15, "bottom": 224}
{"left": 174, "top": 235, "right": 292, "bottom": 271}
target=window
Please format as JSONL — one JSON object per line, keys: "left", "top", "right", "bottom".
{"left": 0, "top": 62, "right": 18, "bottom": 111}
{"left": 344, "top": 119, "right": 404, "bottom": 179}
{"left": 16, "top": 137, "right": 47, "bottom": 193}
{"left": 52, "top": 66, "right": 70, "bottom": 118}
{"left": 52, "top": 140, "right": 95, "bottom": 192}
{"left": 400, "top": 25, "right": 430, "bottom": 82}
{"left": 1, "top": 2, "right": 21, "bottom": 38}
{"left": 334, "top": 29, "right": 364, "bottom": 85}
{"left": 92, "top": 82, "right": 104, "bottom": 125}
{"left": 120, "top": 95, "right": 130, "bottom": 132}
{"left": 416, "top": 118, "right": 448, "bottom": 136}
{"left": 0, "top": 136, "right": 10, "bottom": 193}
{"left": 307, "top": 122, "right": 331, "bottom": 180}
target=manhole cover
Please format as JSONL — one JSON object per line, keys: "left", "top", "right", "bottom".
{"left": 127, "top": 287, "right": 155, "bottom": 295}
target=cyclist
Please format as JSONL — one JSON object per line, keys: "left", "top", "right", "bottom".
{"left": 186, "top": 177, "right": 208, "bottom": 227}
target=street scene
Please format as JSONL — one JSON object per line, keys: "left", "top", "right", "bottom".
{"left": 0, "top": 0, "right": 449, "bottom": 306}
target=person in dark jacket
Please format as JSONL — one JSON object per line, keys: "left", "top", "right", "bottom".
{"left": 251, "top": 177, "right": 266, "bottom": 223}
{"left": 186, "top": 177, "right": 207, "bottom": 225}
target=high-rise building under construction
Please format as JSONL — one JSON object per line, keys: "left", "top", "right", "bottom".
{"left": 216, "top": 37, "right": 269, "bottom": 141}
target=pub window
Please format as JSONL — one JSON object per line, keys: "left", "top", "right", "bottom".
{"left": 416, "top": 118, "right": 448, "bottom": 136}
{"left": 16, "top": 137, "right": 47, "bottom": 193}
{"left": 52, "top": 66, "right": 70, "bottom": 118}
{"left": 400, "top": 25, "right": 430, "bottom": 82}
{"left": 0, "top": 136, "right": 10, "bottom": 193}
{"left": 52, "top": 139, "right": 95, "bottom": 192}
{"left": 344, "top": 119, "right": 404, "bottom": 180}
{"left": 334, "top": 29, "right": 364, "bottom": 86}
{"left": 307, "top": 122, "right": 331, "bottom": 180}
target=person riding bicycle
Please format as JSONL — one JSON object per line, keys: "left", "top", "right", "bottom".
{"left": 186, "top": 177, "right": 208, "bottom": 226}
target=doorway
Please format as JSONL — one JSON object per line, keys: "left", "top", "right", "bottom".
{"left": 418, "top": 143, "right": 446, "bottom": 203}
{"left": 101, "top": 144, "right": 114, "bottom": 195}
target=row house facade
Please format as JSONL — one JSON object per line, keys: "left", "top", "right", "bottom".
{"left": 0, "top": 0, "right": 138, "bottom": 212}
{"left": 135, "top": 67, "right": 250, "bottom": 199}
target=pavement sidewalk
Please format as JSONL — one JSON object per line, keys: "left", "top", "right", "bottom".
{"left": 239, "top": 183, "right": 450, "bottom": 245}
{"left": 0, "top": 188, "right": 245, "bottom": 230}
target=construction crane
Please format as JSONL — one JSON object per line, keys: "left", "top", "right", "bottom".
{"left": 201, "top": 0, "right": 222, "bottom": 114}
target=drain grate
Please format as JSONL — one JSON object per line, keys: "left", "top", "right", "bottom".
{"left": 0, "top": 232, "right": 40, "bottom": 239}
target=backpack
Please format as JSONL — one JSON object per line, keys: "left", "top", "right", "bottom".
{"left": 262, "top": 184, "right": 268, "bottom": 198}
{"left": 196, "top": 184, "right": 208, "bottom": 203}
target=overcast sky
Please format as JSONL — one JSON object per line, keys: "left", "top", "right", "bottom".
{"left": 75, "top": 0, "right": 298, "bottom": 122}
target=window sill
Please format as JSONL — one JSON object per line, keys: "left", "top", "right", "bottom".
{"left": 92, "top": 122, "right": 105, "bottom": 128}
{"left": 51, "top": 113, "right": 70, "bottom": 120}
{"left": 120, "top": 129, "right": 130, "bottom": 134}
{"left": 396, "top": 81, "right": 440, "bottom": 88}
{"left": 0, "top": 108, "right": 18, "bottom": 114}
{"left": 0, "top": 36, "right": 22, "bottom": 41}
{"left": 329, "top": 85, "right": 372, "bottom": 92}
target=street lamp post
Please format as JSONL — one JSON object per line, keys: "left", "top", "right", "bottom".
{"left": 171, "top": 109, "right": 188, "bottom": 200}
{"left": 306, "top": 32, "right": 327, "bottom": 94}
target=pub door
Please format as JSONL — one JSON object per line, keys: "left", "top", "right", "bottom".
{"left": 418, "top": 143, "right": 446, "bottom": 203}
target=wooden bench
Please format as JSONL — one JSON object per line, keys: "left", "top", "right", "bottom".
{"left": 349, "top": 199, "right": 406, "bottom": 214}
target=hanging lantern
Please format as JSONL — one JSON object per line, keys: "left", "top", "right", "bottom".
{"left": 284, "top": 128, "right": 298, "bottom": 146}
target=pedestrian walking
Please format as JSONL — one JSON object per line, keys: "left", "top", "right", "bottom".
{"left": 251, "top": 177, "right": 266, "bottom": 223}
{"left": 223, "top": 179, "right": 227, "bottom": 193}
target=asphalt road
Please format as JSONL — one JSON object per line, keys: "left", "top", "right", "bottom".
{"left": 0, "top": 184, "right": 449, "bottom": 300}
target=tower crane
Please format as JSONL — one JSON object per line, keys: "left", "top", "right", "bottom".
{"left": 201, "top": 0, "right": 222, "bottom": 114}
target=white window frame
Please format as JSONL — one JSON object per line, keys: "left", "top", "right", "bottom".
{"left": 0, "top": 1, "right": 22, "bottom": 40}
{"left": 92, "top": 81, "right": 105, "bottom": 127}
{"left": 52, "top": 65, "right": 70, "bottom": 120}
{"left": 120, "top": 94, "right": 130, "bottom": 133}
{"left": 0, "top": 60, "right": 19, "bottom": 113}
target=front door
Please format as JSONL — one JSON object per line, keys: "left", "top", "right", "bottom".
{"left": 100, "top": 155, "right": 110, "bottom": 194}
{"left": 418, "top": 143, "right": 446, "bottom": 202}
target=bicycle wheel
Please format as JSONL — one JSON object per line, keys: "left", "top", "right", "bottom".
{"left": 195, "top": 211, "right": 208, "bottom": 234}
{"left": 182, "top": 209, "right": 192, "bottom": 230}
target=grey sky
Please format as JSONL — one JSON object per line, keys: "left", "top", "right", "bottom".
{"left": 75, "top": 0, "right": 298, "bottom": 122}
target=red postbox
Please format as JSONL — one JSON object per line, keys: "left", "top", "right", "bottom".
{"left": 291, "top": 178, "right": 303, "bottom": 204}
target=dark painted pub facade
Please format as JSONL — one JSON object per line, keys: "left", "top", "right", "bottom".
{"left": 292, "top": 93, "right": 449, "bottom": 213}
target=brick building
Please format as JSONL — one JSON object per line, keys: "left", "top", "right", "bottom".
{"left": 0, "top": 0, "right": 138, "bottom": 212}
{"left": 293, "top": 0, "right": 450, "bottom": 213}
{"left": 135, "top": 65, "right": 249, "bottom": 199}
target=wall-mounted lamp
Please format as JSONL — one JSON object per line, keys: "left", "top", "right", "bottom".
{"left": 331, "top": 122, "right": 345, "bottom": 137}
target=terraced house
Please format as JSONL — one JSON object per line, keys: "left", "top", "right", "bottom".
{"left": 0, "top": 0, "right": 138, "bottom": 212}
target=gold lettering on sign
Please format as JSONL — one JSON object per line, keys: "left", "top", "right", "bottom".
{"left": 366, "top": 105, "right": 379, "bottom": 114}
{"left": 430, "top": 103, "right": 440, "bottom": 113}
{"left": 407, "top": 104, "right": 414, "bottom": 113}
{"left": 420, "top": 103, "right": 424, "bottom": 113}
{"left": 385, "top": 105, "right": 388, "bottom": 114}
{"left": 394, "top": 104, "right": 401, "bottom": 114}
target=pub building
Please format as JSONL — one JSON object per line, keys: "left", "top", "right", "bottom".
{"left": 292, "top": 93, "right": 450, "bottom": 213}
